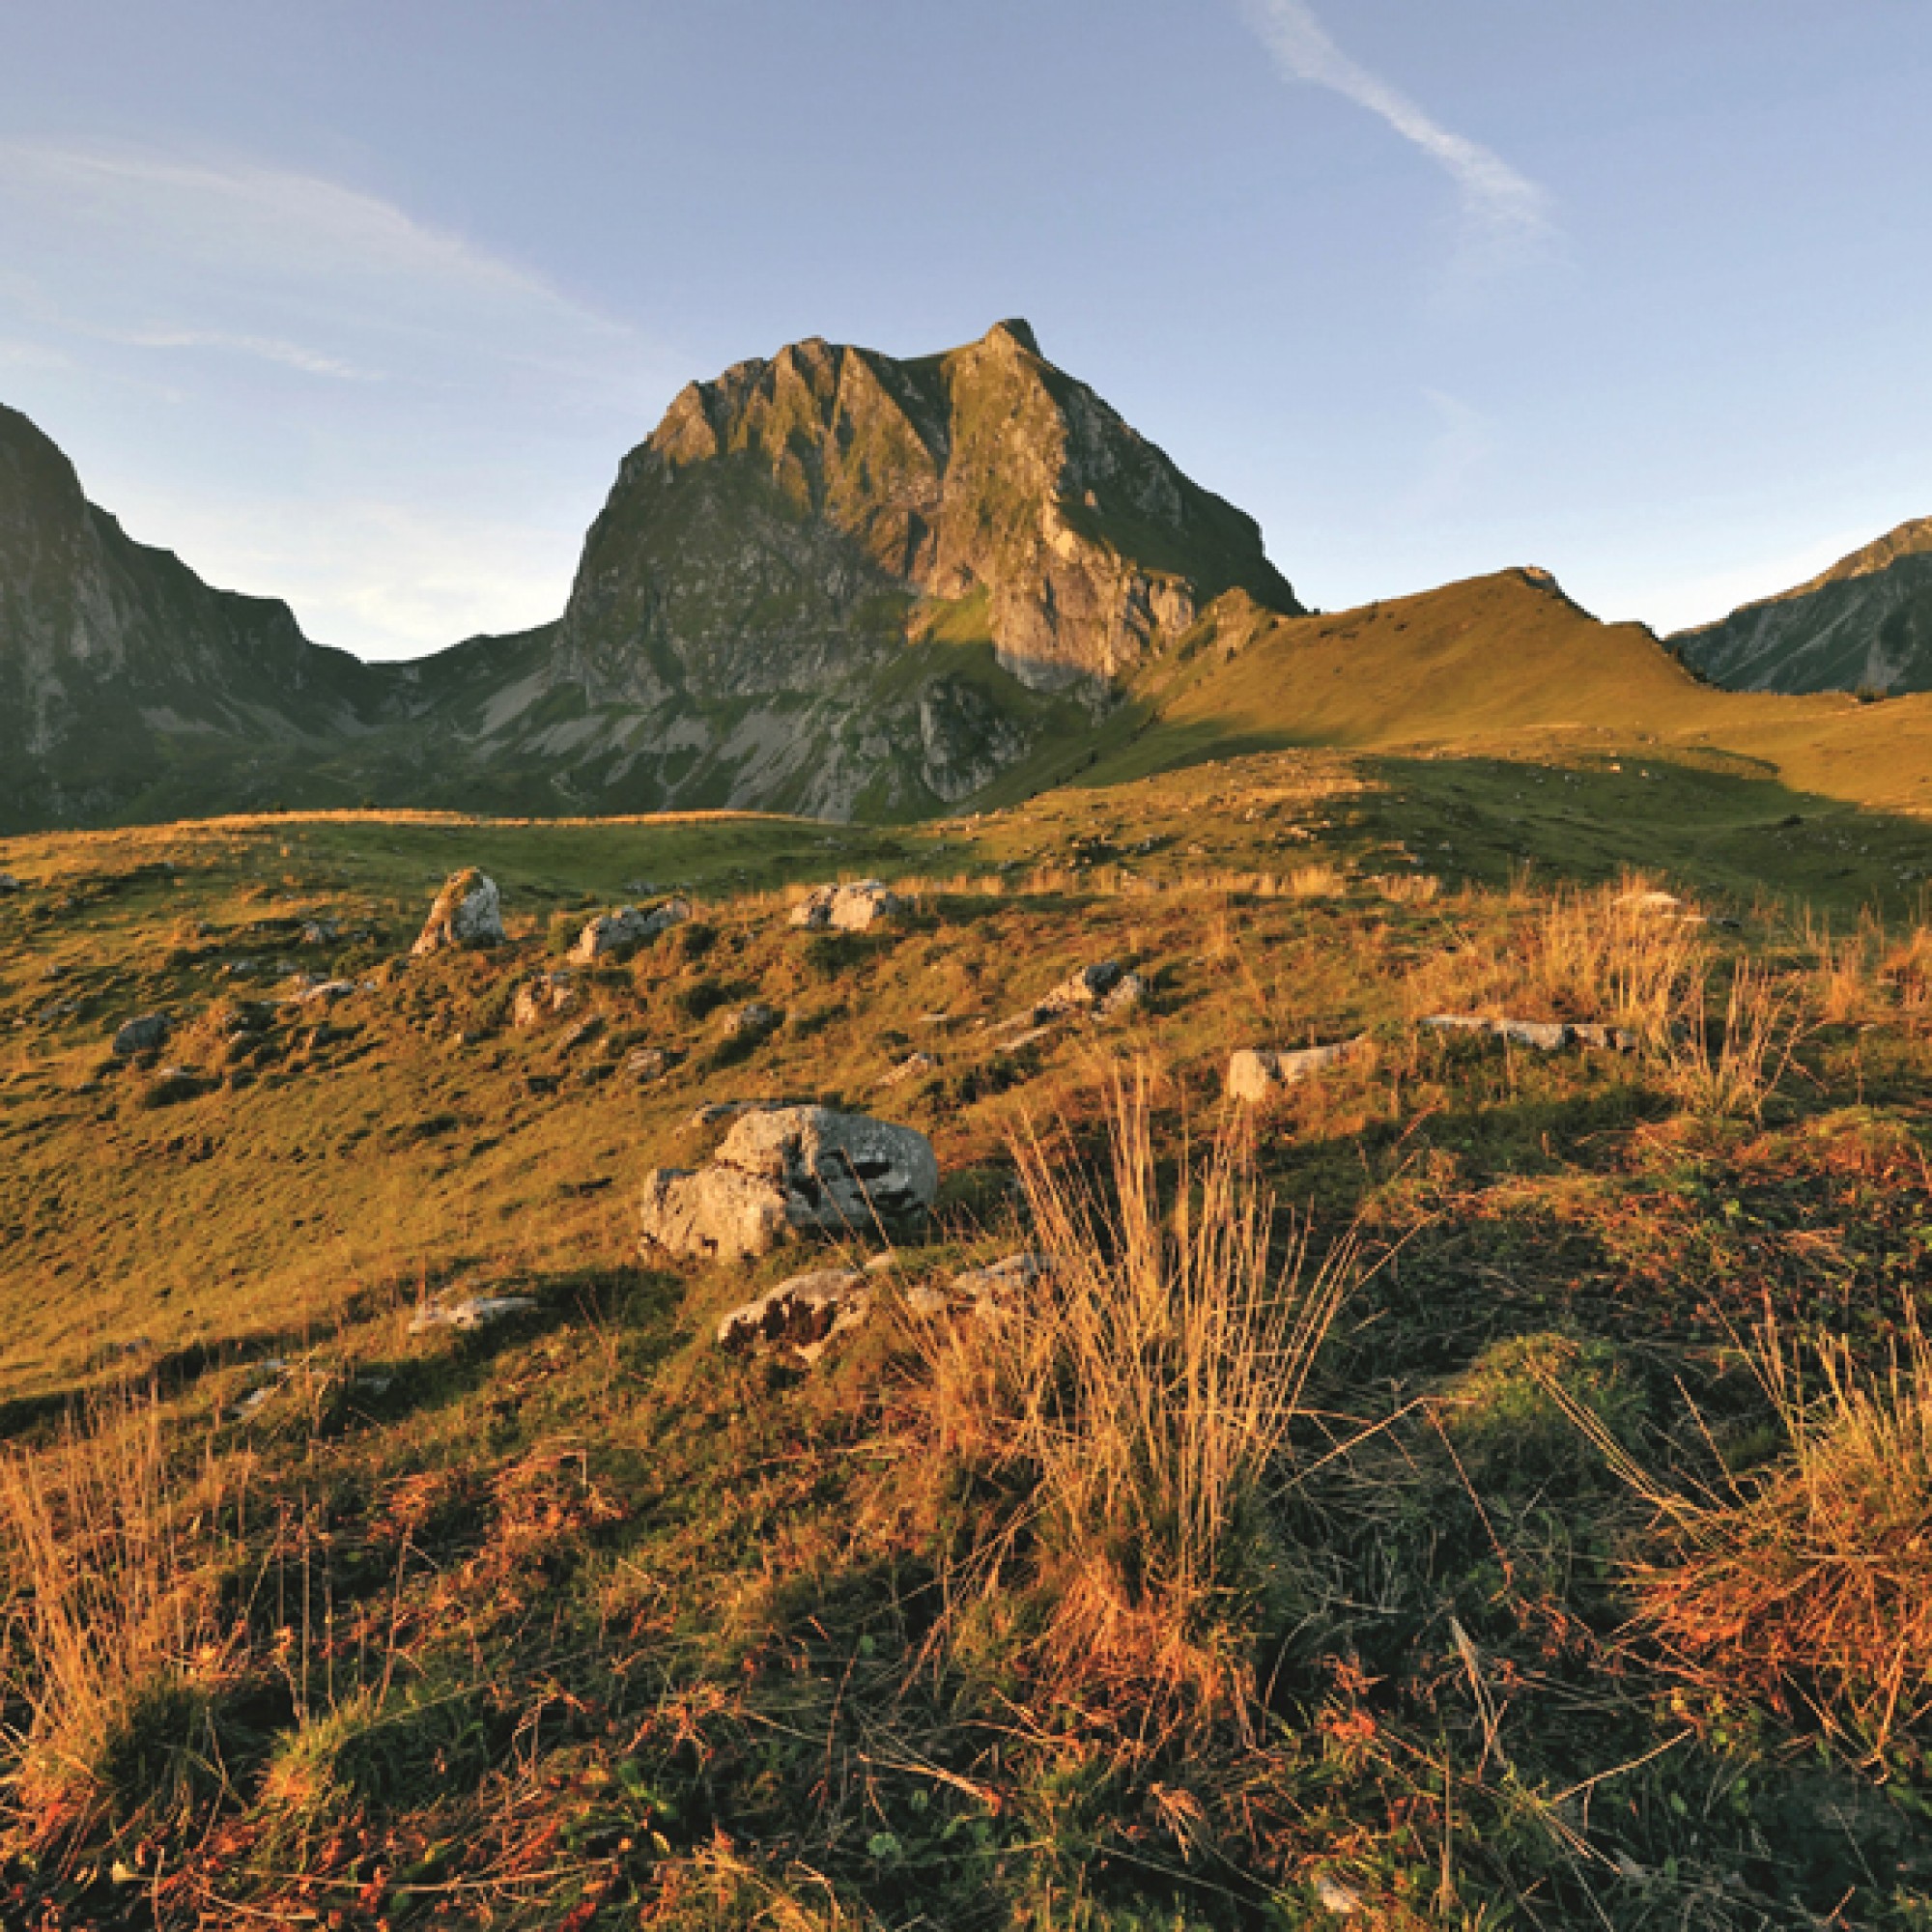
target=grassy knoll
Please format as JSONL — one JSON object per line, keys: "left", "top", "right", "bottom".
{"left": 3, "top": 757, "right": 1932, "bottom": 1924}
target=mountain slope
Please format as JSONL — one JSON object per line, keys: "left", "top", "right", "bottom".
{"left": 1671, "top": 519, "right": 1932, "bottom": 695}
{"left": 0, "top": 403, "right": 390, "bottom": 830}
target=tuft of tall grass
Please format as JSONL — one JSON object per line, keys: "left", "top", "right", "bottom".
{"left": 0, "top": 1392, "right": 242, "bottom": 1833}
{"left": 1410, "top": 875, "right": 1707, "bottom": 1046}
{"left": 1662, "top": 955, "right": 1803, "bottom": 1122}
{"left": 921, "top": 1071, "right": 1352, "bottom": 1730}
{"left": 1552, "top": 1321, "right": 1932, "bottom": 1758}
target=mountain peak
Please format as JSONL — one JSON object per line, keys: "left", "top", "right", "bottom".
{"left": 980, "top": 317, "right": 1040, "bottom": 356}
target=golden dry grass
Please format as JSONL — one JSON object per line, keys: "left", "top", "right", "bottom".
{"left": 0, "top": 1393, "right": 245, "bottom": 1833}
{"left": 919, "top": 1070, "right": 1353, "bottom": 1731}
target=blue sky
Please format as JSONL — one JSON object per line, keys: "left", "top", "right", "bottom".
{"left": 1, "top": 1, "right": 1926, "bottom": 659}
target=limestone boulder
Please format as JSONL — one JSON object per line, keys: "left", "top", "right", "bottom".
{"left": 716, "top": 1105, "right": 937, "bottom": 1234}
{"left": 639, "top": 1105, "right": 938, "bottom": 1262}
{"left": 639, "top": 1164, "right": 793, "bottom": 1263}
{"left": 789, "top": 879, "right": 905, "bottom": 933}
{"left": 412, "top": 869, "right": 503, "bottom": 955}
{"left": 570, "top": 897, "right": 690, "bottom": 964}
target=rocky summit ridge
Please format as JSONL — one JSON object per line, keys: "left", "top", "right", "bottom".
{"left": 0, "top": 322, "right": 1299, "bottom": 831}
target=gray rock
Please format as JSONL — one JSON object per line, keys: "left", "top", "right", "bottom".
{"left": 789, "top": 879, "right": 905, "bottom": 932}
{"left": 1096, "top": 972, "right": 1148, "bottom": 1020}
{"left": 112, "top": 1012, "right": 170, "bottom": 1057}
{"left": 411, "top": 869, "right": 504, "bottom": 955}
{"left": 1423, "top": 1014, "right": 1635, "bottom": 1054}
{"left": 559, "top": 1016, "right": 605, "bottom": 1054}
{"left": 0, "top": 873, "right": 21, "bottom": 894}
{"left": 1037, "top": 959, "right": 1122, "bottom": 1017}
{"left": 409, "top": 1294, "right": 536, "bottom": 1334}
{"left": 716, "top": 1267, "right": 871, "bottom": 1361}
{"left": 298, "top": 919, "right": 338, "bottom": 946}
{"left": 717, "top": 1105, "right": 938, "bottom": 1234}
{"left": 569, "top": 897, "right": 691, "bottom": 964}
{"left": 641, "top": 1105, "right": 938, "bottom": 1262}
{"left": 1226, "top": 1037, "right": 1369, "bottom": 1102}
{"left": 639, "top": 1164, "right": 793, "bottom": 1262}
{"left": 512, "top": 973, "right": 577, "bottom": 1028}
{"left": 627, "top": 1044, "right": 686, "bottom": 1083}
{"left": 723, "top": 1001, "right": 782, "bottom": 1043}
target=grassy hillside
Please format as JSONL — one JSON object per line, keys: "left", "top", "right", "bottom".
{"left": 5, "top": 758, "right": 1932, "bottom": 1924}
{"left": 974, "top": 564, "right": 1932, "bottom": 827}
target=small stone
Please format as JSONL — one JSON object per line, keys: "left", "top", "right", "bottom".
{"left": 0, "top": 873, "right": 21, "bottom": 894}
{"left": 902, "top": 1280, "right": 950, "bottom": 1320}
{"left": 717, "top": 1267, "right": 871, "bottom": 1361}
{"left": 559, "top": 1015, "right": 605, "bottom": 1054}
{"left": 112, "top": 1013, "right": 170, "bottom": 1057}
{"left": 723, "top": 1001, "right": 781, "bottom": 1043}
{"left": 789, "top": 879, "right": 905, "bottom": 932}
{"left": 1226, "top": 1037, "right": 1369, "bottom": 1102}
{"left": 627, "top": 1044, "right": 686, "bottom": 1083}
{"left": 1422, "top": 1014, "right": 1635, "bottom": 1053}
{"left": 950, "top": 1252, "right": 1048, "bottom": 1306}
{"left": 298, "top": 920, "right": 338, "bottom": 946}
{"left": 409, "top": 1294, "right": 536, "bottom": 1334}
{"left": 1095, "top": 972, "right": 1148, "bottom": 1020}
{"left": 290, "top": 979, "right": 355, "bottom": 1007}
{"left": 879, "top": 1051, "right": 935, "bottom": 1087}
{"left": 1036, "top": 959, "right": 1123, "bottom": 1018}
{"left": 412, "top": 869, "right": 504, "bottom": 955}
{"left": 513, "top": 974, "right": 577, "bottom": 1028}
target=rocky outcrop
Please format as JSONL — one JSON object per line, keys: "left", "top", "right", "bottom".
{"left": 569, "top": 898, "right": 689, "bottom": 963}
{"left": 789, "top": 880, "right": 905, "bottom": 932}
{"left": 639, "top": 1105, "right": 938, "bottom": 1262}
{"left": 412, "top": 870, "right": 504, "bottom": 955}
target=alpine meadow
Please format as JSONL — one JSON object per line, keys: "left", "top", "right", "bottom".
{"left": 6, "top": 21, "right": 1932, "bottom": 1926}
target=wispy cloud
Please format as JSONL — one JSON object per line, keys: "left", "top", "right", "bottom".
{"left": 0, "top": 140, "right": 674, "bottom": 659}
{"left": 87, "top": 326, "right": 374, "bottom": 382}
{"left": 1239, "top": 0, "right": 1555, "bottom": 283}
{"left": 0, "top": 140, "right": 646, "bottom": 387}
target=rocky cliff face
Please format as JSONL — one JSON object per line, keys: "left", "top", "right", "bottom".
{"left": 0, "top": 404, "right": 384, "bottom": 828}
{"left": 1672, "top": 519, "right": 1932, "bottom": 695}
{"left": 0, "top": 322, "right": 1300, "bottom": 829}
{"left": 448, "top": 318, "right": 1294, "bottom": 818}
